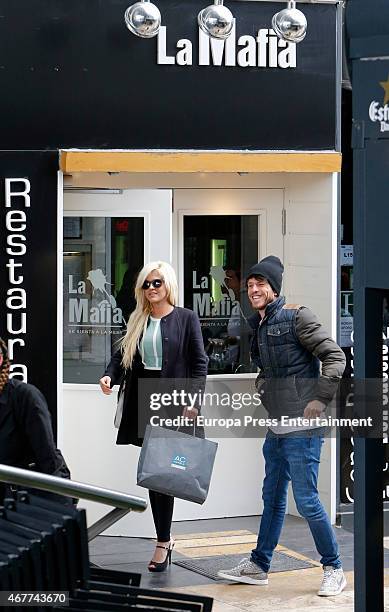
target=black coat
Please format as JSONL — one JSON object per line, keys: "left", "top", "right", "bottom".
{"left": 0, "top": 378, "right": 71, "bottom": 503}
{"left": 104, "top": 307, "right": 208, "bottom": 446}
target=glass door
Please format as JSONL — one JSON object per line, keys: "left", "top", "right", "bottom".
{"left": 62, "top": 189, "right": 172, "bottom": 386}
{"left": 175, "top": 188, "right": 285, "bottom": 379}
{"left": 183, "top": 213, "right": 259, "bottom": 375}
{"left": 171, "top": 188, "right": 284, "bottom": 521}
{"left": 61, "top": 189, "right": 172, "bottom": 534}
{"left": 63, "top": 215, "right": 144, "bottom": 383}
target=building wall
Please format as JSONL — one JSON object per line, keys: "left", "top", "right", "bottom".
{"left": 284, "top": 173, "right": 338, "bottom": 521}
{"left": 61, "top": 171, "right": 338, "bottom": 532}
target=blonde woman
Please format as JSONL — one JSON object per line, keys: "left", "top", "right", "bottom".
{"left": 99, "top": 261, "right": 208, "bottom": 572}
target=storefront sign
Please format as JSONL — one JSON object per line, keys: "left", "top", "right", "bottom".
{"left": 354, "top": 60, "right": 389, "bottom": 139}
{"left": 369, "top": 99, "right": 389, "bottom": 133}
{"left": 368, "top": 75, "right": 389, "bottom": 133}
{"left": 0, "top": 1, "right": 337, "bottom": 150}
{"left": 0, "top": 152, "right": 59, "bottom": 426}
{"left": 157, "top": 25, "right": 296, "bottom": 68}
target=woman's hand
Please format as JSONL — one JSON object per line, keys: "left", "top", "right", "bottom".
{"left": 99, "top": 376, "right": 112, "bottom": 395}
{"left": 182, "top": 406, "right": 199, "bottom": 421}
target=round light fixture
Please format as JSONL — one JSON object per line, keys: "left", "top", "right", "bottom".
{"left": 198, "top": 0, "right": 234, "bottom": 40}
{"left": 272, "top": 0, "right": 307, "bottom": 44}
{"left": 124, "top": 0, "right": 161, "bottom": 39}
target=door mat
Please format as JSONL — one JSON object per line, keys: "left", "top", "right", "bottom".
{"left": 173, "top": 551, "right": 316, "bottom": 580}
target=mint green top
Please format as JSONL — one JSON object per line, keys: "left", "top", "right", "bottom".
{"left": 140, "top": 316, "right": 163, "bottom": 370}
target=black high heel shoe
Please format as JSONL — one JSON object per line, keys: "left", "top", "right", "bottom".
{"left": 148, "top": 540, "right": 175, "bottom": 573}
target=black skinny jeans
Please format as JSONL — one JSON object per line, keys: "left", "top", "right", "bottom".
{"left": 149, "top": 490, "right": 174, "bottom": 542}
{"left": 141, "top": 369, "right": 176, "bottom": 542}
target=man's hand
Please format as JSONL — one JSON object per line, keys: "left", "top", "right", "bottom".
{"left": 99, "top": 376, "right": 112, "bottom": 395}
{"left": 303, "top": 400, "right": 326, "bottom": 419}
{"left": 182, "top": 407, "right": 199, "bottom": 421}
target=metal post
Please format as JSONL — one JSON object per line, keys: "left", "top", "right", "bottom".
{"left": 353, "top": 143, "right": 385, "bottom": 611}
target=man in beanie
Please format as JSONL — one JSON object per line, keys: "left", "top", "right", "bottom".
{"left": 0, "top": 338, "right": 72, "bottom": 504}
{"left": 218, "top": 255, "right": 347, "bottom": 597}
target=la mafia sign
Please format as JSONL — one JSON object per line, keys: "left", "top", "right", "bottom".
{"left": 157, "top": 23, "right": 297, "bottom": 68}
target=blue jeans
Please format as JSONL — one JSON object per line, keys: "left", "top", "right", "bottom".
{"left": 251, "top": 432, "right": 341, "bottom": 572}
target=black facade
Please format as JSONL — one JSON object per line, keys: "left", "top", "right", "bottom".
{"left": 0, "top": 1, "right": 340, "bottom": 422}
{"left": 0, "top": 152, "right": 59, "bottom": 429}
{"left": 0, "top": 1, "right": 337, "bottom": 150}
{"left": 0, "top": 6, "right": 347, "bottom": 555}
{"left": 346, "top": 0, "right": 389, "bottom": 609}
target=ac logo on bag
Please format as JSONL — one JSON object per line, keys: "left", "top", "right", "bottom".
{"left": 171, "top": 455, "right": 188, "bottom": 470}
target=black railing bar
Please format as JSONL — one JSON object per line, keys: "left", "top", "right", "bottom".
{"left": 0, "top": 464, "right": 147, "bottom": 512}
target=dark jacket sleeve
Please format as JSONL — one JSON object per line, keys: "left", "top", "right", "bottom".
{"left": 296, "top": 307, "right": 346, "bottom": 405}
{"left": 104, "top": 348, "right": 125, "bottom": 386}
{"left": 189, "top": 311, "right": 208, "bottom": 410}
{"left": 14, "top": 383, "right": 70, "bottom": 478}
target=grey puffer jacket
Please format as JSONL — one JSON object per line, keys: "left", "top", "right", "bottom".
{"left": 248, "top": 296, "right": 346, "bottom": 418}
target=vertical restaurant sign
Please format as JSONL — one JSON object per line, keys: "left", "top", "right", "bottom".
{"left": 0, "top": 152, "right": 59, "bottom": 425}
{"left": 4, "top": 178, "right": 30, "bottom": 381}
{"left": 341, "top": 319, "right": 389, "bottom": 504}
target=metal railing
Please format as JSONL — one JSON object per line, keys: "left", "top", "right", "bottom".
{"left": 0, "top": 464, "right": 147, "bottom": 541}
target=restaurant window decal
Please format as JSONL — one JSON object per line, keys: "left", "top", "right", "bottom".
{"left": 63, "top": 216, "right": 144, "bottom": 383}
{"left": 184, "top": 214, "right": 258, "bottom": 375}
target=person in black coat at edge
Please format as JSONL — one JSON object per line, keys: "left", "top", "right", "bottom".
{"left": 99, "top": 261, "right": 208, "bottom": 573}
{"left": 0, "top": 338, "right": 72, "bottom": 505}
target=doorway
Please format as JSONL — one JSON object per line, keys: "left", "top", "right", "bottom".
{"left": 61, "top": 186, "right": 286, "bottom": 532}
{"left": 171, "top": 188, "right": 284, "bottom": 521}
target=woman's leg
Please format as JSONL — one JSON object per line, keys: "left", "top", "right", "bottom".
{"left": 149, "top": 490, "right": 174, "bottom": 540}
{"left": 149, "top": 490, "right": 161, "bottom": 538}
{"left": 148, "top": 490, "right": 175, "bottom": 564}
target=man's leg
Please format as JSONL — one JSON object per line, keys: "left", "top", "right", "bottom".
{"left": 285, "top": 435, "right": 346, "bottom": 596}
{"left": 218, "top": 435, "right": 289, "bottom": 584}
{"left": 251, "top": 435, "right": 290, "bottom": 573}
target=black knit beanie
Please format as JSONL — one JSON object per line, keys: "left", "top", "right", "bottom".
{"left": 246, "top": 256, "right": 284, "bottom": 295}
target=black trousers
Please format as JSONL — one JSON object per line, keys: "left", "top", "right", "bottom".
{"left": 149, "top": 490, "right": 174, "bottom": 541}
{"left": 140, "top": 370, "right": 174, "bottom": 541}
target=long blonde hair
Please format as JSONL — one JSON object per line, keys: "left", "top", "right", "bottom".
{"left": 120, "top": 261, "right": 178, "bottom": 369}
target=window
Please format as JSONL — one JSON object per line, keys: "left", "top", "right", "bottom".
{"left": 184, "top": 215, "right": 258, "bottom": 375}
{"left": 63, "top": 216, "right": 144, "bottom": 383}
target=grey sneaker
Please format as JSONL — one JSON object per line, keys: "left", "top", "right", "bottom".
{"left": 217, "top": 557, "right": 268, "bottom": 585}
{"left": 318, "top": 566, "right": 347, "bottom": 596}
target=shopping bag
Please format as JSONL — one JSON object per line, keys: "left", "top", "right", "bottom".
{"left": 137, "top": 425, "right": 218, "bottom": 504}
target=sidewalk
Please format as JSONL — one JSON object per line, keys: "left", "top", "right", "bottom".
{"left": 89, "top": 515, "right": 389, "bottom": 611}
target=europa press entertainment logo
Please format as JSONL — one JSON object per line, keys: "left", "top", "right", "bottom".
{"left": 171, "top": 455, "right": 188, "bottom": 470}
{"left": 368, "top": 75, "right": 389, "bottom": 132}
